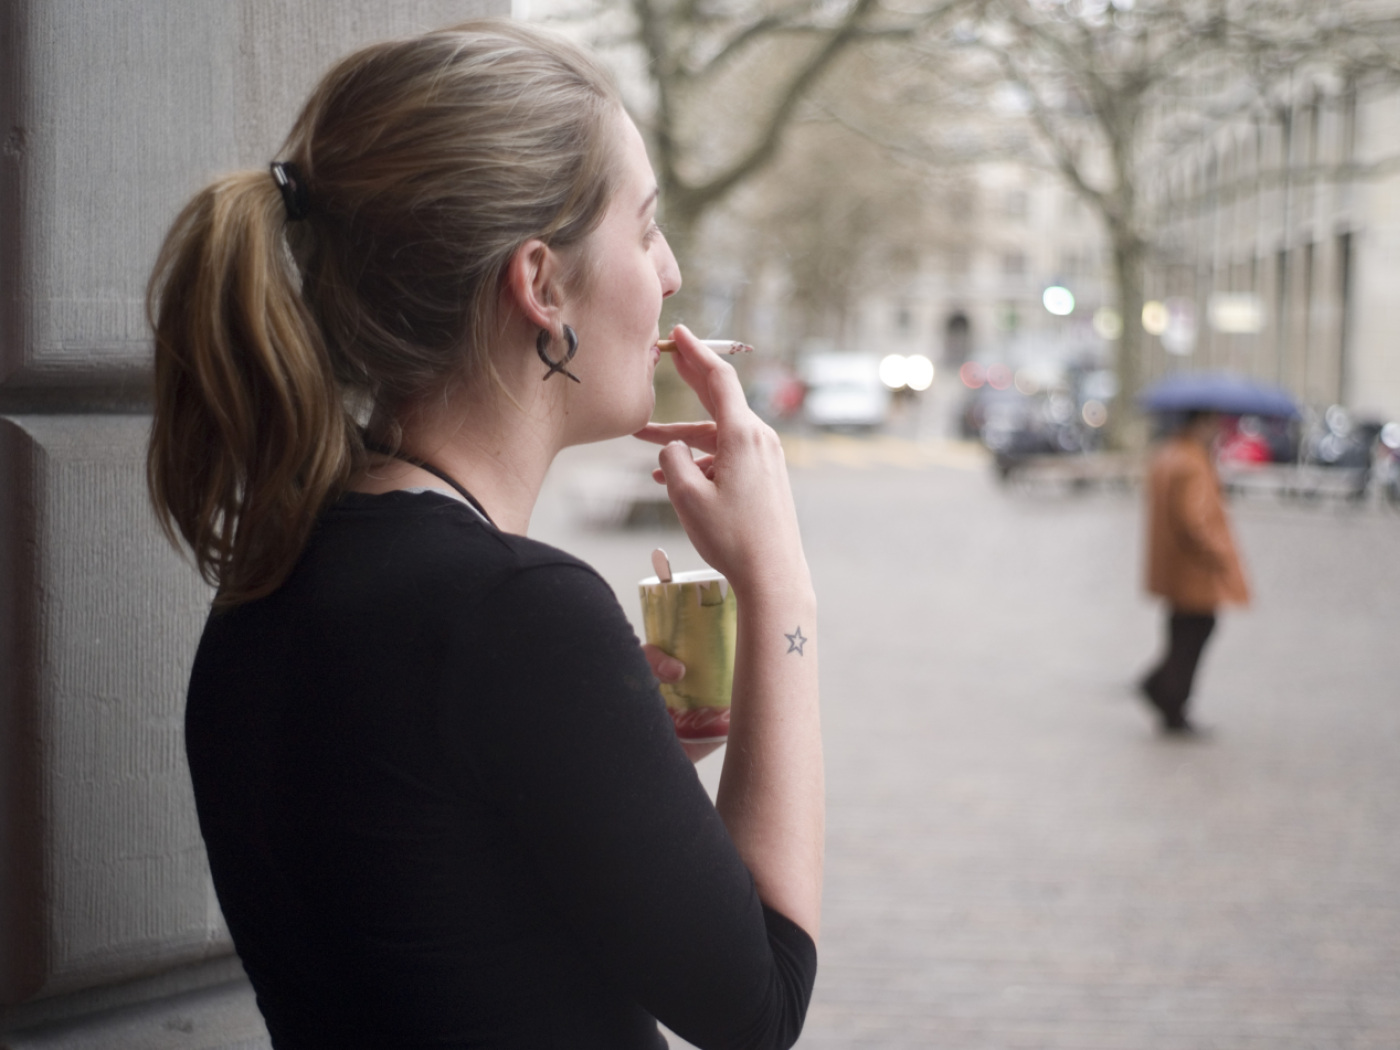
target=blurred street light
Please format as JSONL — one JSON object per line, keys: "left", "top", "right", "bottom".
{"left": 1141, "top": 300, "right": 1169, "bottom": 336}
{"left": 1161, "top": 298, "right": 1197, "bottom": 356}
{"left": 986, "top": 363, "right": 1013, "bottom": 390}
{"left": 905, "top": 355, "right": 935, "bottom": 392}
{"left": 1208, "top": 293, "right": 1265, "bottom": 334}
{"left": 1042, "top": 285, "right": 1075, "bottom": 316}
{"left": 879, "top": 354, "right": 936, "bottom": 392}
{"left": 1093, "top": 307, "right": 1123, "bottom": 340}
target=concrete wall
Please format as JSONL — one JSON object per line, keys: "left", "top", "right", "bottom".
{"left": 0, "top": 2, "right": 504, "bottom": 1045}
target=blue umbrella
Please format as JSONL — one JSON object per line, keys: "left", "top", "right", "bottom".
{"left": 1137, "top": 371, "right": 1299, "bottom": 418}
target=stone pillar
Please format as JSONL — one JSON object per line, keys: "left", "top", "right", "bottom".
{"left": 0, "top": 3, "right": 504, "bottom": 1046}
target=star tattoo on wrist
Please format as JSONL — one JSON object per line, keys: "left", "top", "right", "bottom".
{"left": 785, "top": 626, "right": 808, "bottom": 655}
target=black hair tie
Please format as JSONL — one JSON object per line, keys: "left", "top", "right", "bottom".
{"left": 270, "top": 161, "right": 310, "bottom": 222}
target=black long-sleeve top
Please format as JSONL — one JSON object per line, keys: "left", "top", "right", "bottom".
{"left": 185, "top": 490, "right": 817, "bottom": 1049}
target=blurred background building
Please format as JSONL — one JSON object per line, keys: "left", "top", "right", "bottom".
{"left": 539, "top": 0, "right": 1400, "bottom": 438}
{"left": 1144, "top": 78, "right": 1400, "bottom": 421}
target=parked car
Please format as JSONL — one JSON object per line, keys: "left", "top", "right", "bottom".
{"left": 746, "top": 363, "right": 806, "bottom": 426}
{"left": 1375, "top": 422, "right": 1400, "bottom": 507}
{"left": 1301, "top": 405, "right": 1381, "bottom": 469}
{"left": 799, "top": 353, "right": 891, "bottom": 432}
{"left": 1217, "top": 414, "right": 1299, "bottom": 465}
{"left": 960, "top": 373, "right": 1108, "bottom": 481}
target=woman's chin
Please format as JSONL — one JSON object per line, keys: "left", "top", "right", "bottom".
{"left": 625, "top": 387, "right": 656, "bottom": 432}
{"left": 623, "top": 401, "right": 655, "bottom": 438}
{"left": 567, "top": 397, "right": 656, "bottom": 447}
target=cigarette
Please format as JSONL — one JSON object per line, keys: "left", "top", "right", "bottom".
{"left": 656, "top": 338, "right": 754, "bottom": 355}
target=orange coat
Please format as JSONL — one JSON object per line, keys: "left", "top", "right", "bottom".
{"left": 1145, "top": 436, "right": 1250, "bottom": 613}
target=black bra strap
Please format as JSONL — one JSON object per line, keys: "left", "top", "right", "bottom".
{"left": 362, "top": 438, "right": 495, "bottom": 527}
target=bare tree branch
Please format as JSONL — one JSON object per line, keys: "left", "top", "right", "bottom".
{"left": 658, "top": 0, "right": 882, "bottom": 221}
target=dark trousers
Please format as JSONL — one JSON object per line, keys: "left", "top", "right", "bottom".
{"left": 1142, "top": 611, "right": 1216, "bottom": 728}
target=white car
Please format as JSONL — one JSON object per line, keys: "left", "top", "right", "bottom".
{"left": 800, "top": 353, "right": 891, "bottom": 431}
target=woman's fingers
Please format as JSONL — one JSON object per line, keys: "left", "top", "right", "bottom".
{"left": 643, "top": 327, "right": 801, "bottom": 587}
{"left": 656, "top": 439, "right": 714, "bottom": 517}
{"left": 665, "top": 325, "right": 755, "bottom": 430}
{"left": 663, "top": 326, "right": 721, "bottom": 418}
{"left": 634, "top": 421, "right": 718, "bottom": 454}
{"left": 641, "top": 643, "right": 685, "bottom": 684}
{"left": 657, "top": 439, "right": 705, "bottom": 484}
{"left": 652, "top": 453, "right": 714, "bottom": 484}
{"left": 643, "top": 326, "right": 758, "bottom": 443}
{"left": 667, "top": 326, "right": 751, "bottom": 431}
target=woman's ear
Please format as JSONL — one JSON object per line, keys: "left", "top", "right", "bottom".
{"left": 504, "top": 238, "right": 564, "bottom": 330}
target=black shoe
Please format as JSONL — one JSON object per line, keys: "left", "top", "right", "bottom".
{"left": 1137, "top": 678, "right": 1167, "bottom": 716}
{"left": 1161, "top": 718, "right": 1210, "bottom": 739}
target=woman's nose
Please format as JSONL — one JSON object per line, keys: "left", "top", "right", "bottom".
{"left": 658, "top": 236, "right": 682, "bottom": 299}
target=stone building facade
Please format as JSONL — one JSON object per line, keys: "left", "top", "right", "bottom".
{"left": 1143, "top": 75, "right": 1400, "bottom": 422}
{"left": 850, "top": 162, "right": 1113, "bottom": 375}
{"left": 749, "top": 63, "right": 1400, "bottom": 432}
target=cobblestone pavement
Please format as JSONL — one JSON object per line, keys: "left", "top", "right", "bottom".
{"left": 534, "top": 437, "right": 1400, "bottom": 1050}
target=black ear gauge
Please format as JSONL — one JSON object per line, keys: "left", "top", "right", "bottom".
{"left": 536, "top": 324, "right": 581, "bottom": 383}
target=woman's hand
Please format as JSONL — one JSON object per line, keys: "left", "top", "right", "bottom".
{"left": 637, "top": 326, "right": 823, "bottom": 942}
{"left": 642, "top": 643, "right": 723, "bottom": 764}
{"left": 634, "top": 326, "right": 810, "bottom": 602}
{"left": 642, "top": 642, "right": 685, "bottom": 686}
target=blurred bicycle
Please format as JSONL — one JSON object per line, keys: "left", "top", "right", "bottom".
{"left": 1374, "top": 421, "right": 1400, "bottom": 510}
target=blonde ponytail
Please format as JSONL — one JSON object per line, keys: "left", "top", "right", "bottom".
{"left": 147, "top": 171, "right": 354, "bottom": 606}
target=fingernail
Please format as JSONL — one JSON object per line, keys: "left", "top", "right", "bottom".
{"left": 661, "top": 657, "right": 685, "bottom": 681}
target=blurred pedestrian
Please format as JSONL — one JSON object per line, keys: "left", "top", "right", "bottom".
{"left": 1139, "top": 410, "right": 1250, "bottom": 734}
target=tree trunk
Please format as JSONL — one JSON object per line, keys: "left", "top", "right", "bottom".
{"left": 1109, "top": 231, "right": 1149, "bottom": 451}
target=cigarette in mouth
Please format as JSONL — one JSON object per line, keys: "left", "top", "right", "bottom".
{"left": 656, "top": 338, "right": 754, "bottom": 355}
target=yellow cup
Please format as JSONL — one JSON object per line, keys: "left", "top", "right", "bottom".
{"left": 639, "top": 569, "right": 737, "bottom": 742}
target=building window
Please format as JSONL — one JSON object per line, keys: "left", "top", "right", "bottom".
{"left": 944, "top": 312, "right": 971, "bottom": 364}
{"left": 1001, "top": 251, "right": 1027, "bottom": 277}
{"left": 1004, "top": 190, "right": 1029, "bottom": 220}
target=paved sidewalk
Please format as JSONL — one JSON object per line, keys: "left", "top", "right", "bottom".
{"left": 536, "top": 443, "right": 1400, "bottom": 1050}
